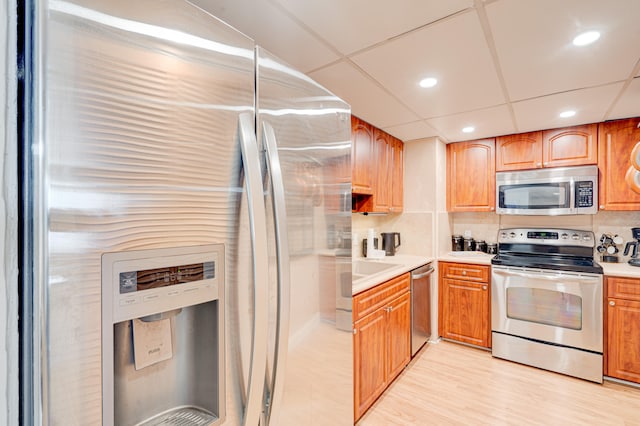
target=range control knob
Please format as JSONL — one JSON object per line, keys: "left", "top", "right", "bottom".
{"left": 500, "top": 232, "right": 507, "bottom": 239}
{"left": 561, "top": 233, "right": 569, "bottom": 239}
{"left": 509, "top": 232, "right": 516, "bottom": 238}
{"left": 583, "top": 234, "right": 591, "bottom": 241}
{"left": 571, "top": 233, "right": 580, "bottom": 240}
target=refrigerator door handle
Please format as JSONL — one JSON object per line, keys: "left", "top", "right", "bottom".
{"left": 237, "top": 113, "right": 270, "bottom": 426}
{"left": 262, "top": 121, "right": 291, "bottom": 426}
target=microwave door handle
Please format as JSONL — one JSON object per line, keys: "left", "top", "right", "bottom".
{"left": 569, "top": 178, "right": 576, "bottom": 213}
{"left": 261, "top": 121, "right": 291, "bottom": 426}
{"left": 237, "top": 113, "right": 269, "bottom": 426}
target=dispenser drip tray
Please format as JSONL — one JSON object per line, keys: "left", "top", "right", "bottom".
{"left": 138, "top": 406, "right": 218, "bottom": 426}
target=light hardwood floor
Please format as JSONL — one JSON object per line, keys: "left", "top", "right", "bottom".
{"left": 358, "top": 340, "right": 640, "bottom": 425}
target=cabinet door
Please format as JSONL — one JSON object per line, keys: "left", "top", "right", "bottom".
{"left": 371, "top": 128, "right": 391, "bottom": 212}
{"left": 390, "top": 137, "right": 404, "bottom": 212}
{"left": 542, "top": 123, "right": 597, "bottom": 167}
{"left": 607, "top": 298, "right": 640, "bottom": 383}
{"left": 598, "top": 117, "right": 640, "bottom": 210}
{"left": 496, "top": 131, "right": 543, "bottom": 171}
{"left": 387, "top": 292, "right": 411, "bottom": 382}
{"left": 353, "top": 308, "right": 388, "bottom": 421}
{"left": 439, "top": 278, "right": 490, "bottom": 347}
{"left": 446, "top": 139, "right": 495, "bottom": 212}
{"left": 351, "top": 116, "right": 374, "bottom": 195}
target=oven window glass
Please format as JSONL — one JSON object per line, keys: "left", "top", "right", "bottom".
{"left": 499, "top": 182, "right": 570, "bottom": 209}
{"left": 506, "top": 287, "right": 582, "bottom": 330}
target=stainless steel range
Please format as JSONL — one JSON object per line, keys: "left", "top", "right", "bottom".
{"left": 491, "top": 228, "right": 604, "bottom": 383}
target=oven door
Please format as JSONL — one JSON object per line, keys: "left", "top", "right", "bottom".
{"left": 491, "top": 265, "right": 602, "bottom": 353}
{"left": 496, "top": 181, "right": 573, "bottom": 215}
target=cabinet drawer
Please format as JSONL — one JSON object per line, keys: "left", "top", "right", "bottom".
{"left": 607, "top": 276, "right": 640, "bottom": 301}
{"left": 353, "top": 273, "right": 410, "bottom": 322}
{"left": 440, "top": 262, "right": 489, "bottom": 282}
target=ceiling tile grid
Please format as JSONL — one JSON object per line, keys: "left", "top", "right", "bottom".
{"left": 512, "top": 83, "right": 624, "bottom": 132}
{"left": 309, "top": 60, "right": 420, "bottom": 128}
{"left": 486, "top": 0, "right": 640, "bottom": 102}
{"left": 351, "top": 10, "right": 505, "bottom": 121}
{"left": 190, "top": 0, "right": 640, "bottom": 142}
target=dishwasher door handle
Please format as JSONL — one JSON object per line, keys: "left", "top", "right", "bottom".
{"left": 412, "top": 268, "right": 434, "bottom": 280}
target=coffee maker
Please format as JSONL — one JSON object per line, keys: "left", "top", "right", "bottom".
{"left": 624, "top": 227, "right": 640, "bottom": 267}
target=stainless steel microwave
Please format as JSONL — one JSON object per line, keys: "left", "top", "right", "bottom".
{"left": 496, "top": 165, "right": 598, "bottom": 215}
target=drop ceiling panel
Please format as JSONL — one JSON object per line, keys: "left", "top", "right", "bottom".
{"left": 309, "top": 61, "right": 419, "bottom": 128}
{"left": 191, "top": 0, "right": 339, "bottom": 72}
{"left": 426, "top": 105, "right": 515, "bottom": 142}
{"left": 274, "top": 0, "right": 473, "bottom": 55}
{"left": 608, "top": 78, "right": 640, "bottom": 120}
{"left": 383, "top": 121, "right": 439, "bottom": 142}
{"left": 512, "top": 83, "right": 623, "bottom": 132}
{"left": 351, "top": 11, "right": 505, "bottom": 119}
{"left": 487, "top": 0, "right": 640, "bottom": 101}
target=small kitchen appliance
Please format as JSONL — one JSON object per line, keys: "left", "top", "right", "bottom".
{"left": 491, "top": 228, "right": 603, "bottom": 383}
{"left": 496, "top": 165, "right": 598, "bottom": 215}
{"left": 381, "top": 232, "right": 401, "bottom": 256}
{"left": 451, "top": 235, "right": 464, "bottom": 251}
{"left": 623, "top": 227, "right": 640, "bottom": 266}
{"left": 362, "top": 238, "right": 379, "bottom": 257}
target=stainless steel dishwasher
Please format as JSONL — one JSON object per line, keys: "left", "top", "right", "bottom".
{"left": 411, "top": 263, "right": 434, "bottom": 356}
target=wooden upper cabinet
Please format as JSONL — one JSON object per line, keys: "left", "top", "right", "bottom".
{"left": 447, "top": 138, "right": 496, "bottom": 212}
{"left": 598, "top": 117, "right": 640, "bottom": 210}
{"left": 542, "top": 123, "right": 598, "bottom": 167}
{"left": 351, "top": 116, "right": 374, "bottom": 195}
{"left": 351, "top": 116, "right": 404, "bottom": 213}
{"left": 390, "top": 136, "right": 404, "bottom": 213}
{"left": 496, "top": 131, "right": 543, "bottom": 171}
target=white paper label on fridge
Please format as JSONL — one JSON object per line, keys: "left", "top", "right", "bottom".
{"left": 132, "top": 318, "right": 173, "bottom": 370}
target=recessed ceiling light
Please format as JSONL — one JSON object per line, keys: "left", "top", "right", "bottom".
{"left": 462, "top": 126, "right": 475, "bottom": 133}
{"left": 573, "top": 31, "right": 600, "bottom": 46}
{"left": 419, "top": 77, "right": 438, "bottom": 88}
{"left": 559, "top": 110, "right": 576, "bottom": 118}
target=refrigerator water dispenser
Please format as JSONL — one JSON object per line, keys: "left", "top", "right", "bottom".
{"left": 102, "top": 245, "right": 225, "bottom": 425}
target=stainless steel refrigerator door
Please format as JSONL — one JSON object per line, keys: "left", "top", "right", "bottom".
{"left": 27, "top": 0, "right": 259, "bottom": 423}
{"left": 256, "top": 46, "right": 353, "bottom": 425}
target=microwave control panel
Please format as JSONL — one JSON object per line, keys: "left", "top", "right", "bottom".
{"left": 575, "top": 181, "right": 594, "bottom": 207}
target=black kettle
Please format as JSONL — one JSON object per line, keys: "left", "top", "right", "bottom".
{"left": 381, "top": 232, "right": 401, "bottom": 256}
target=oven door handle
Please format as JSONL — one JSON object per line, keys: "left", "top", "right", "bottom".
{"left": 492, "top": 267, "right": 601, "bottom": 283}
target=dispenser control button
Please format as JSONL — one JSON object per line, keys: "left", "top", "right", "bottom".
{"left": 143, "top": 294, "right": 160, "bottom": 302}
{"left": 120, "top": 297, "right": 138, "bottom": 306}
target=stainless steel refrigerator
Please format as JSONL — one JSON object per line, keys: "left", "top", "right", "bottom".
{"left": 20, "top": 0, "right": 352, "bottom": 424}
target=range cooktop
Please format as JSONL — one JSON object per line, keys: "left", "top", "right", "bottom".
{"left": 490, "top": 227, "right": 603, "bottom": 275}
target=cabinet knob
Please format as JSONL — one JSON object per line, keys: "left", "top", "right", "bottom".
{"left": 609, "top": 300, "right": 616, "bottom": 306}
{"left": 490, "top": 207, "right": 495, "bottom": 211}
{"left": 387, "top": 306, "right": 393, "bottom": 313}
{"left": 462, "top": 270, "right": 467, "bottom": 275}
{"left": 482, "top": 285, "right": 487, "bottom": 290}
{"left": 536, "top": 162, "right": 542, "bottom": 168}
{"left": 600, "top": 205, "right": 605, "bottom": 209}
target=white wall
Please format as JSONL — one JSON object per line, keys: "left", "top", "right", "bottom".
{"left": 1, "top": 1, "right": 19, "bottom": 424}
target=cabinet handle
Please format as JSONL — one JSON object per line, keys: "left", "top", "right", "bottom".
{"left": 482, "top": 285, "right": 487, "bottom": 290}
{"left": 609, "top": 300, "right": 615, "bottom": 306}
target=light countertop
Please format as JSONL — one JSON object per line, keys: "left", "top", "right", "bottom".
{"left": 352, "top": 254, "right": 434, "bottom": 295}
{"left": 600, "top": 261, "right": 640, "bottom": 279}
{"left": 351, "top": 252, "right": 640, "bottom": 297}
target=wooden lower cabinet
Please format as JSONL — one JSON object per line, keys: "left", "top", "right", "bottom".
{"left": 605, "top": 276, "right": 640, "bottom": 384}
{"left": 353, "top": 274, "right": 411, "bottom": 422}
{"left": 438, "top": 262, "right": 491, "bottom": 348}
